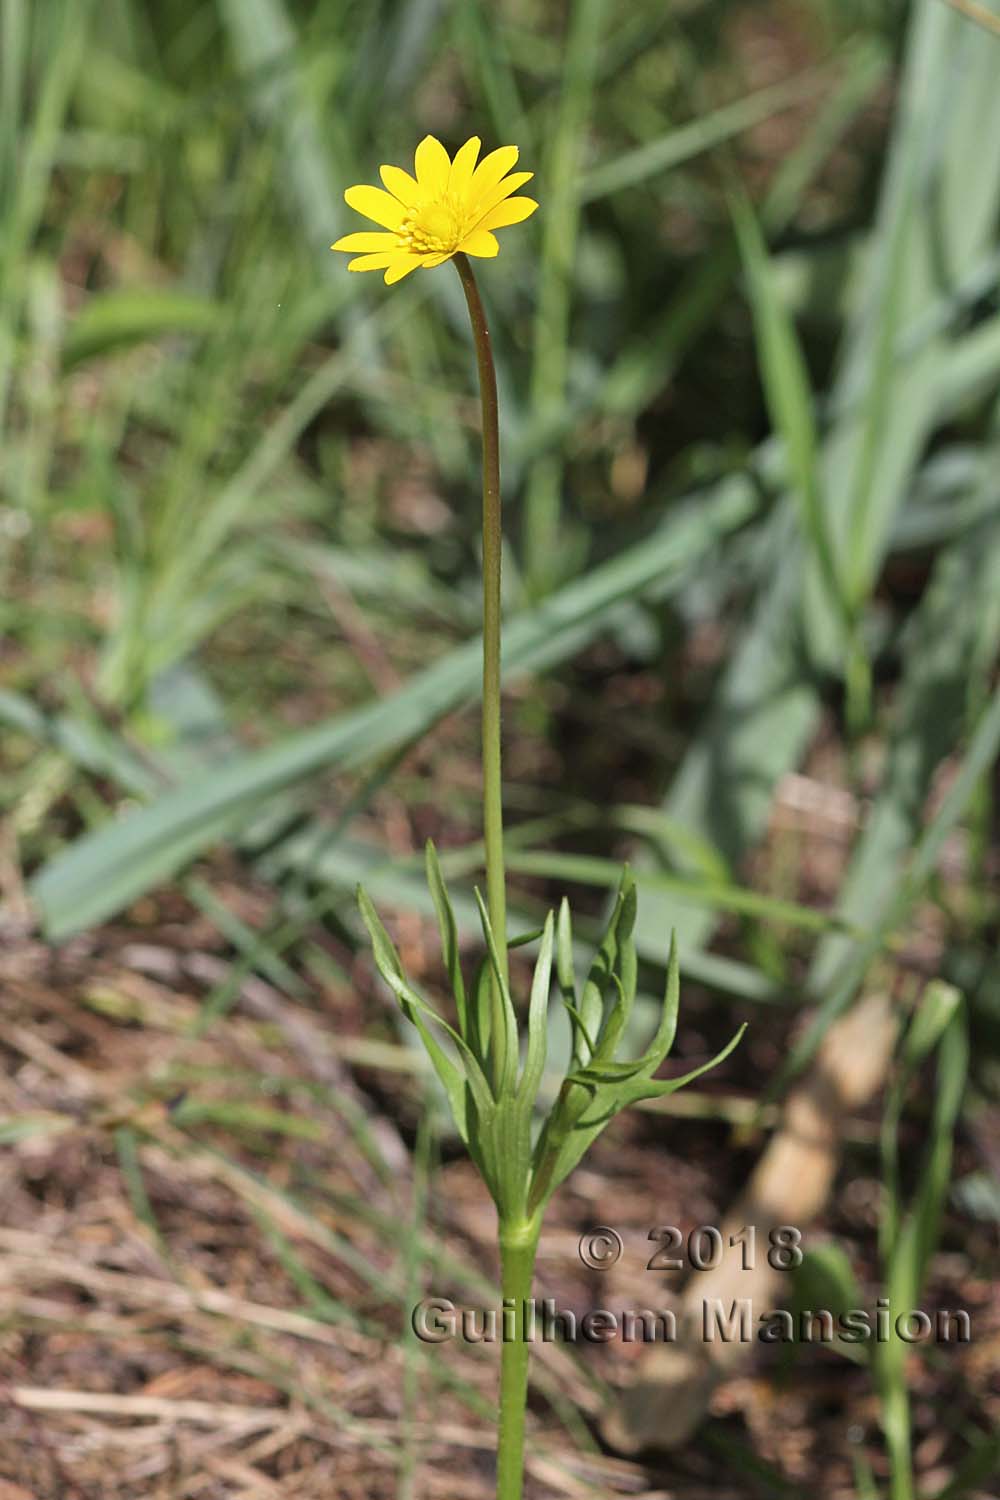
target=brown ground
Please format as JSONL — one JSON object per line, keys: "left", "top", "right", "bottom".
{"left": 2, "top": 742, "right": 997, "bottom": 1499}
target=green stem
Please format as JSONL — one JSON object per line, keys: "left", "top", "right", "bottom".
{"left": 882, "top": 1375, "right": 914, "bottom": 1500}
{"left": 454, "top": 252, "right": 509, "bottom": 1084}
{"left": 497, "top": 1218, "right": 541, "bottom": 1500}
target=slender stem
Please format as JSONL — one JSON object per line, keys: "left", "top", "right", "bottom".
{"left": 454, "top": 252, "right": 509, "bottom": 1082}
{"left": 496, "top": 1219, "right": 541, "bottom": 1500}
{"left": 882, "top": 1375, "right": 914, "bottom": 1500}
{"left": 454, "top": 254, "right": 535, "bottom": 1500}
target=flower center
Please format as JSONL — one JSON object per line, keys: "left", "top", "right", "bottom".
{"left": 401, "top": 196, "right": 466, "bottom": 255}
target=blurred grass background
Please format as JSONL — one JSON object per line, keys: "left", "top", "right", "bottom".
{"left": 1, "top": 0, "right": 999, "bottom": 1496}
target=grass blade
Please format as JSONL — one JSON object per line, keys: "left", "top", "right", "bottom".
{"left": 32, "top": 482, "right": 755, "bottom": 938}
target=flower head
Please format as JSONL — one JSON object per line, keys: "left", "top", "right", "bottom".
{"left": 331, "top": 135, "right": 537, "bottom": 285}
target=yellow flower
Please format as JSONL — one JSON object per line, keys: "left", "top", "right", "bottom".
{"left": 331, "top": 135, "right": 537, "bottom": 285}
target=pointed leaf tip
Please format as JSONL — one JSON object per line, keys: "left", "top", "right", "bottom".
{"left": 556, "top": 896, "right": 576, "bottom": 999}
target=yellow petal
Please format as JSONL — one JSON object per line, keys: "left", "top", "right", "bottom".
{"left": 470, "top": 145, "right": 519, "bottom": 197}
{"left": 380, "top": 163, "right": 421, "bottom": 207}
{"left": 384, "top": 253, "right": 422, "bottom": 284}
{"left": 421, "top": 251, "right": 453, "bottom": 267}
{"left": 332, "top": 231, "right": 399, "bottom": 252}
{"left": 486, "top": 168, "right": 533, "bottom": 196}
{"left": 413, "top": 135, "right": 451, "bottom": 194}
{"left": 459, "top": 228, "right": 499, "bottom": 258}
{"left": 449, "top": 136, "right": 481, "bottom": 198}
{"left": 470, "top": 170, "right": 534, "bottom": 220}
{"left": 344, "top": 183, "right": 406, "bottom": 229}
{"left": 347, "top": 252, "right": 397, "bottom": 271}
{"left": 477, "top": 196, "right": 538, "bottom": 232}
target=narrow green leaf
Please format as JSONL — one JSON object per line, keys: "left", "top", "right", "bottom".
{"left": 425, "top": 839, "right": 467, "bottom": 1037}
{"left": 614, "top": 886, "right": 638, "bottom": 1025}
{"left": 559, "top": 997, "right": 599, "bottom": 1062}
{"left": 63, "top": 288, "right": 222, "bottom": 368}
{"left": 356, "top": 885, "right": 494, "bottom": 1143}
{"left": 731, "top": 190, "right": 847, "bottom": 638}
{"left": 506, "top": 850, "right": 861, "bottom": 935}
{"left": 470, "top": 954, "right": 492, "bottom": 1061}
{"left": 901, "top": 980, "right": 961, "bottom": 1068}
{"left": 581, "top": 63, "right": 833, "bottom": 202}
{"left": 173, "top": 1101, "right": 326, "bottom": 1139}
{"left": 555, "top": 897, "right": 576, "bottom": 1003}
{"left": 613, "top": 1023, "right": 748, "bottom": 1108}
{"left": 894, "top": 1009, "right": 968, "bottom": 1305}
{"left": 537, "top": 1014, "right": 746, "bottom": 1208}
{"left": 523, "top": 0, "right": 607, "bottom": 590}
{"left": 647, "top": 930, "right": 680, "bottom": 1073}
{"left": 517, "top": 912, "right": 554, "bottom": 1118}
{"left": 571, "top": 931, "right": 679, "bottom": 1082}
{"left": 556, "top": 895, "right": 596, "bottom": 1060}
{"left": 577, "top": 870, "right": 635, "bottom": 1062}
{"left": 509, "top": 926, "right": 547, "bottom": 949}
{"left": 592, "top": 973, "right": 630, "bottom": 1066}
{"left": 473, "top": 887, "right": 519, "bottom": 1098}
{"left": 356, "top": 883, "right": 404, "bottom": 981}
